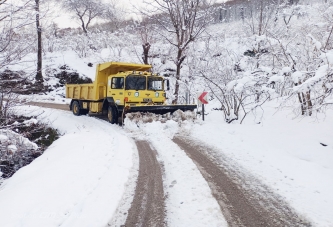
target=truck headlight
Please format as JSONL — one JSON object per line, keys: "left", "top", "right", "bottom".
{"left": 155, "top": 92, "right": 159, "bottom": 97}
{"left": 134, "top": 92, "right": 139, "bottom": 97}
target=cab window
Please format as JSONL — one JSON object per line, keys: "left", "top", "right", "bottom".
{"left": 111, "top": 77, "right": 124, "bottom": 89}
{"left": 125, "top": 75, "right": 146, "bottom": 90}
{"left": 148, "top": 77, "right": 163, "bottom": 91}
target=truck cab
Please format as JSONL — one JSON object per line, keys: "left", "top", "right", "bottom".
{"left": 107, "top": 72, "right": 167, "bottom": 107}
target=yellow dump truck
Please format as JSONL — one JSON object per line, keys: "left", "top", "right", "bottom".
{"left": 65, "top": 62, "right": 197, "bottom": 123}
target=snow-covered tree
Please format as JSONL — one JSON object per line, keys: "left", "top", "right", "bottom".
{"left": 143, "top": 0, "right": 214, "bottom": 104}
{"left": 62, "top": 0, "right": 108, "bottom": 34}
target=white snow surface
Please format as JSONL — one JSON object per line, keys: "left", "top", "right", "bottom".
{"left": 0, "top": 107, "right": 137, "bottom": 227}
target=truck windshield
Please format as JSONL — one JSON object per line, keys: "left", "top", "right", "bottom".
{"left": 125, "top": 75, "right": 146, "bottom": 90}
{"left": 148, "top": 77, "right": 163, "bottom": 91}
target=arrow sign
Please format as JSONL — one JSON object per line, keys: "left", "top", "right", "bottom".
{"left": 198, "top": 92, "right": 208, "bottom": 104}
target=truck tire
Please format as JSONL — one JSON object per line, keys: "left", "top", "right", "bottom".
{"left": 72, "top": 101, "right": 81, "bottom": 116}
{"left": 107, "top": 106, "right": 117, "bottom": 124}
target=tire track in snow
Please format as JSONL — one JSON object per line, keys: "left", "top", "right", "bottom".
{"left": 173, "top": 136, "right": 312, "bottom": 227}
{"left": 123, "top": 140, "right": 165, "bottom": 227}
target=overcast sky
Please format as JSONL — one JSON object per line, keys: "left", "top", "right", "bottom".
{"left": 53, "top": 0, "right": 227, "bottom": 29}
{"left": 53, "top": 0, "right": 144, "bottom": 28}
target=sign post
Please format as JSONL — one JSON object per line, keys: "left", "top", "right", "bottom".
{"left": 202, "top": 102, "right": 205, "bottom": 121}
{"left": 198, "top": 92, "right": 208, "bottom": 121}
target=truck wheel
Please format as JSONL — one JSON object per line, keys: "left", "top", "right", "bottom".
{"left": 107, "top": 106, "right": 117, "bottom": 124}
{"left": 72, "top": 101, "right": 81, "bottom": 116}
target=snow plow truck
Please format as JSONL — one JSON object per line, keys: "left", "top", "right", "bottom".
{"left": 65, "top": 62, "right": 197, "bottom": 124}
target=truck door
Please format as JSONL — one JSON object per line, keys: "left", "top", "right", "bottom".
{"left": 108, "top": 77, "right": 124, "bottom": 105}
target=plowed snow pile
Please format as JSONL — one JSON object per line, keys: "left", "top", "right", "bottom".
{"left": 125, "top": 109, "right": 197, "bottom": 125}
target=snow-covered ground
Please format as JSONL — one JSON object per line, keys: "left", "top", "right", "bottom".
{"left": 0, "top": 100, "right": 332, "bottom": 226}
{"left": 0, "top": 107, "right": 138, "bottom": 227}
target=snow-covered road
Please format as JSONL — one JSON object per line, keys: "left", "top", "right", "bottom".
{"left": 0, "top": 107, "right": 228, "bottom": 227}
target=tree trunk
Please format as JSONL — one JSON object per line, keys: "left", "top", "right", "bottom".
{"left": 297, "top": 92, "right": 305, "bottom": 115}
{"left": 80, "top": 17, "right": 88, "bottom": 34}
{"left": 35, "top": 0, "right": 43, "bottom": 84}
{"left": 173, "top": 49, "right": 184, "bottom": 104}
{"left": 142, "top": 43, "right": 151, "bottom": 65}
{"left": 173, "top": 65, "right": 180, "bottom": 104}
{"left": 301, "top": 92, "right": 307, "bottom": 115}
{"left": 306, "top": 91, "right": 313, "bottom": 116}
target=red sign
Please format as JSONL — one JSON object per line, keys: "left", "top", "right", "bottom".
{"left": 198, "top": 92, "right": 208, "bottom": 104}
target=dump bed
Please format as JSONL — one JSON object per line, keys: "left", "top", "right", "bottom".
{"left": 66, "top": 83, "right": 105, "bottom": 101}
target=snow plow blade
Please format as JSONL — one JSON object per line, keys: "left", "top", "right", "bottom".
{"left": 125, "top": 104, "right": 197, "bottom": 115}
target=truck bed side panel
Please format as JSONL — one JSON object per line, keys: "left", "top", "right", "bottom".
{"left": 66, "top": 84, "right": 98, "bottom": 101}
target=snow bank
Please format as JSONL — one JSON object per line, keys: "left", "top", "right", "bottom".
{"left": 0, "top": 107, "right": 137, "bottom": 227}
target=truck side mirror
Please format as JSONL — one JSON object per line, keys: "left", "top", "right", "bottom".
{"left": 166, "top": 80, "right": 170, "bottom": 91}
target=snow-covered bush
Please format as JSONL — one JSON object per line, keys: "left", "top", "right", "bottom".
{"left": 0, "top": 129, "right": 39, "bottom": 178}
{"left": 0, "top": 116, "right": 59, "bottom": 180}
{"left": 176, "top": 1, "right": 333, "bottom": 122}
